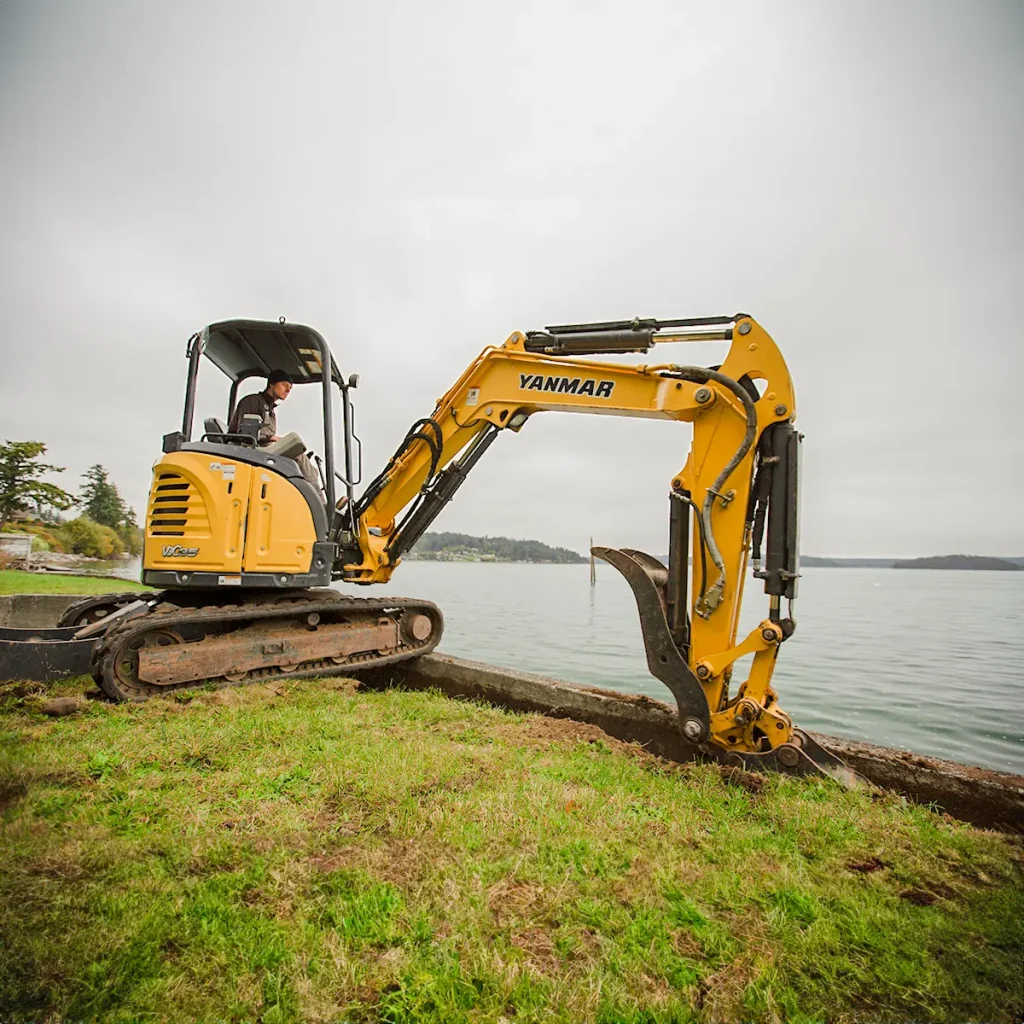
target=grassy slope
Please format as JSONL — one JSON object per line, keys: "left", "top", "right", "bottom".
{"left": 0, "top": 677, "right": 1021, "bottom": 1024}
{"left": 0, "top": 569, "right": 148, "bottom": 596}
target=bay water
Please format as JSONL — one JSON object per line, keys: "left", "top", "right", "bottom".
{"left": 361, "top": 562, "right": 1024, "bottom": 774}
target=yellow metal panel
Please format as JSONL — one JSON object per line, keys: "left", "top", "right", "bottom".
{"left": 143, "top": 453, "right": 252, "bottom": 573}
{"left": 241, "top": 468, "right": 317, "bottom": 574}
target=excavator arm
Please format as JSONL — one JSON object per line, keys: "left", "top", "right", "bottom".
{"left": 341, "top": 314, "right": 855, "bottom": 782}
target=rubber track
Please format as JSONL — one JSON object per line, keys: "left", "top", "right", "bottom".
{"left": 57, "top": 592, "right": 156, "bottom": 628}
{"left": 91, "top": 592, "right": 443, "bottom": 702}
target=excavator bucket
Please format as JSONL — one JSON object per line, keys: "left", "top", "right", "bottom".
{"left": 594, "top": 546, "right": 863, "bottom": 787}
{"left": 592, "top": 547, "right": 711, "bottom": 742}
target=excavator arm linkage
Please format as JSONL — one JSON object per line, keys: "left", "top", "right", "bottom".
{"left": 342, "top": 314, "right": 859, "bottom": 784}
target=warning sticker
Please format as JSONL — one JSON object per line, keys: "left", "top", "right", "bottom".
{"left": 222, "top": 464, "right": 236, "bottom": 480}
{"left": 466, "top": 388, "right": 480, "bottom": 407}
{"left": 218, "top": 575, "right": 242, "bottom": 586}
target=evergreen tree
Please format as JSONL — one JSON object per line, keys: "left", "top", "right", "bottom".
{"left": 0, "top": 441, "right": 76, "bottom": 530}
{"left": 80, "top": 464, "right": 130, "bottom": 528}
{"left": 78, "top": 465, "right": 142, "bottom": 556}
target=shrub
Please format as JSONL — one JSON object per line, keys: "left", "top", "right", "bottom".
{"left": 55, "top": 517, "right": 125, "bottom": 558}
{"left": 118, "top": 525, "right": 143, "bottom": 557}
{"left": 99, "top": 524, "right": 125, "bottom": 558}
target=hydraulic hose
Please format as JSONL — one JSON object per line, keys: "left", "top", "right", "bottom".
{"left": 661, "top": 367, "right": 759, "bottom": 609}
{"left": 354, "top": 417, "right": 444, "bottom": 520}
{"left": 670, "top": 489, "right": 708, "bottom": 603}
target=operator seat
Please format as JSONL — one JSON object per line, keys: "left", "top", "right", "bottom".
{"left": 203, "top": 415, "right": 260, "bottom": 446}
{"left": 203, "top": 415, "right": 305, "bottom": 461}
{"left": 203, "top": 417, "right": 232, "bottom": 443}
{"left": 264, "top": 432, "right": 306, "bottom": 460}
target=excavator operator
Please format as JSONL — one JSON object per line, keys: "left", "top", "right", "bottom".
{"left": 230, "top": 369, "right": 321, "bottom": 490}
{"left": 229, "top": 368, "right": 292, "bottom": 443}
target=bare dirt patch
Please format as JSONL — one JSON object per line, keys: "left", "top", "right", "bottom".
{"left": 504, "top": 715, "right": 644, "bottom": 754}
{"left": 696, "top": 916, "right": 774, "bottom": 1019}
{"left": 900, "top": 880, "right": 957, "bottom": 906}
{"left": 496, "top": 714, "right": 687, "bottom": 779}
{"left": 510, "top": 927, "right": 560, "bottom": 974}
{"left": 25, "top": 845, "right": 89, "bottom": 881}
{"left": 487, "top": 878, "right": 548, "bottom": 926}
{"left": 0, "top": 682, "right": 45, "bottom": 702}
{"left": 309, "top": 836, "right": 442, "bottom": 889}
{"left": 716, "top": 764, "right": 766, "bottom": 794}
{"left": 0, "top": 781, "right": 27, "bottom": 814}
{"left": 847, "top": 856, "right": 887, "bottom": 873}
{"left": 412, "top": 768, "right": 484, "bottom": 797}
{"left": 496, "top": 715, "right": 770, "bottom": 800}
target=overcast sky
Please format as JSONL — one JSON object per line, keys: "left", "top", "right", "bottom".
{"left": 1, "top": 0, "right": 1021, "bottom": 558}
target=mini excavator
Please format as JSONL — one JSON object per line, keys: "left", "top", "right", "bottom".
{"left": 76, "top": 314, "right": 855, "bottom": 781}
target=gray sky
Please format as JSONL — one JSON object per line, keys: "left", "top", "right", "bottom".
{"left": 1, "top": 0, "right": 1021, "bottom": 557}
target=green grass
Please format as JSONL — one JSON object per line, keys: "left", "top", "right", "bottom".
{"left": 1, "top": 675, "right": 1021, "bottom": 1023}
{"left": 0, "top": 569, "right": 147, "bottom": 595}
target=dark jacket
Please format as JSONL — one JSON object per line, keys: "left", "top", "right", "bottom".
{"left": 229, "top": 389, "right": 277, "bottom": 444}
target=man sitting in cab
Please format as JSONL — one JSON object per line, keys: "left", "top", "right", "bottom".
{"left": 229, "top": 370, "right": 322, "bottom": 491}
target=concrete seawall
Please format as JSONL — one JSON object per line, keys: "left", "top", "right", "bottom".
{"left": 0, "top": 594, "right": 94, "bottom": 628}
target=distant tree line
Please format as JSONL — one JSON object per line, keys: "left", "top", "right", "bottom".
{"left": 801, "top": 554, "right": 1021, "bottom": 570}
{"left": 0, "top": 441, "right": 142, "bottom": 558}
{"left": 411, "top": 531, "right": 585, "bottom": 564}
{"left": 890, "top": 554, "right": 1019, "bottom": 571}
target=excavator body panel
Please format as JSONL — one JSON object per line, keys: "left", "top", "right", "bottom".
{"left": 142, "top": 449, "right": 320, "bottom": 585}
{"left": 240, "top": 466, "right": 318, "bottom": 575}
{"left": 143, "top": 452, "right": 253, "bottom": 575}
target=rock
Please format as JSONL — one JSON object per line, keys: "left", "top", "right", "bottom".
{"left": 41, "top": 697, "right": 84, "bottom": 717}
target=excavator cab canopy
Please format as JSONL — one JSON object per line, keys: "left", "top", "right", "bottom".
{"left": 203, "top": 319, "right": 346, "bottom": 388}
{"left": 170, "top": 318, "right": 360, "bottom": 515}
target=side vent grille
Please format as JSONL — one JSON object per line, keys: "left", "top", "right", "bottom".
{"left": 147, "top": 474, "right": 210, "bottom": 538}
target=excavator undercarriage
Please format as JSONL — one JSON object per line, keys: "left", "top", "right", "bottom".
{"left": 78, "top": 591, "right": 442, "bottom": 702}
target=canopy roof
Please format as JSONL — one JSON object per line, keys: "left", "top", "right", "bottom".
{"left": 201, "top": 319, "right": 343, "bottom": 386}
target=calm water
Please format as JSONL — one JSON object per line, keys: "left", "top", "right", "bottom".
{"left": 349, "top": 563, "right": 1024, "bottom": 774}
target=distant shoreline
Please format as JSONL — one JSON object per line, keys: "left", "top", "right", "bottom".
{"left": 802, "top": 554, "right": 1021, "bottom": 571}
{"left": 410, "top": 532, "right": 586, "bottom": 565}
{"left": 403, "top": 554, "right": 582, "bottom": 565}
{"left": 405, "top": 553, "right": 1024, "bottom": 570}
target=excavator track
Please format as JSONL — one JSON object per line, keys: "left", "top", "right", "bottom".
{"left": 91, "top": 590, "right": 443, "bottom": 702}
{"left": 57, "top": 591, "right": 157, "bottom": 628}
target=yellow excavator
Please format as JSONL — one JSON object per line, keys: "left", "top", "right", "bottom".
{"left": 76, "top": 313, "right": 854, "bottom": 780}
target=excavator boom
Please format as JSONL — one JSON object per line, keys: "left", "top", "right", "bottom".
{"left": 340, "top": 313, "right": 845, "bottom": 778}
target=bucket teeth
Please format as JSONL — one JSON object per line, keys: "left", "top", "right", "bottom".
{"left": 711, "top": 736, "right": 866, "bottom": 789}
